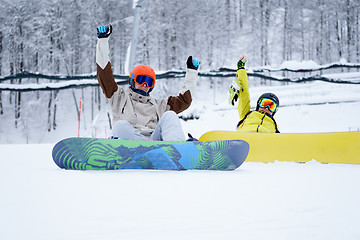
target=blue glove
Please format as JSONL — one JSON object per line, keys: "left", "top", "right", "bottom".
{"left": 192, "top": 58, "right": 200, "bottom": 68}
{"left": 186, "top": 56, "right": 200, "bottom": 70}
{"left": 97, "top": 25, "right": 112, "bottom": 38}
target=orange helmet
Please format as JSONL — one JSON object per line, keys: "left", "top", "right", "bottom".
{"left": 129, "top": 65, "right": 156, "bottom": 93}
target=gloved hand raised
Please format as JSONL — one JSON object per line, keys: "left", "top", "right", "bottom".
{"left": 97, "top": 25, "right": 112, "bottom": 38}
{"left": 237, "top": 55, "right": 247, "bottom": 70}
{"left": 229, "top": 56, "right": 247, "bottom": 105}
{"left": 186, "top": 56, "right": 200, "bottom": 70}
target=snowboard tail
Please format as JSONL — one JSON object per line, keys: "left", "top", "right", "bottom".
{"left": 52, "top": 138, "right": 249, "bottom": 171}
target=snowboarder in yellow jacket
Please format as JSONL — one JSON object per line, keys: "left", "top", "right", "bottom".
{"left": 228, "top": 56, "right": 280, "bottom": 133}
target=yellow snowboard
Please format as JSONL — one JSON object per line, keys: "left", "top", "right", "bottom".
{"left": 199, "top": 131, "right": 360, "bottom": 164}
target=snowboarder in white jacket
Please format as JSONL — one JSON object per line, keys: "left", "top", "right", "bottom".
{"left": 96, "top": 25, "right": 199, "bottom": 141}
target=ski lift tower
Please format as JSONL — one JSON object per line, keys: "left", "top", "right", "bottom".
{"left": 127, "top": 0, "right": 146, "bottom": 73}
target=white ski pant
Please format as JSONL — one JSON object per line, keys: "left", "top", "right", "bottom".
{"left": 111, "top": 111, "right": 186, "bottom": 142}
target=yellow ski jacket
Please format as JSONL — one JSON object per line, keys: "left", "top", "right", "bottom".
{"left": 236, "top": 69, "right": 279, "bottom": 133}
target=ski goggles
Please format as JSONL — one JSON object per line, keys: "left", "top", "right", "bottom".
{"left": 259, "top": 98, "right": 278, "bottom": 112}
{"left": 133, "top": 75, "right": 155, "bottom": 88}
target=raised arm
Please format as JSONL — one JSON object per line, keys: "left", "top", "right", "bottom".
{"left": 228, "top": 56, "right": 250, "bottom": 120}
{"left": 167, "top": 56, "right": 200, "bottom": 114}
{"left": 96, "top": 25, "right": 118, "bottom": 98}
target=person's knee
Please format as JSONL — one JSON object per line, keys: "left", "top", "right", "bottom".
{"left": 112, "top": 120, "right": 132, "bottom": 136}
{"left": 113, "top": 120, "right": 131, "bottom": 128}
{"left": 162, "top": 111, "right": 178, "bottom": 121}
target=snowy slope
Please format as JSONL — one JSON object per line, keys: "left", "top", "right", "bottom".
{"left": 1, "top": 78, "right": 360, "bottom": 239}
{"left": 1, "top": 144, "right": 360, "bottom": 240}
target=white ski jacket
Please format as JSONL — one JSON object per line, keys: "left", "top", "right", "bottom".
{"left": 96, "top": 38, "right": 198, "bottom": 135}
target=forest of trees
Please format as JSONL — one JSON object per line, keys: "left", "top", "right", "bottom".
{"left": 0, "top": 0, "right": 359, "bottom": 76}
{"left": 0, "top": 0, "right": 359, "bottom": 142}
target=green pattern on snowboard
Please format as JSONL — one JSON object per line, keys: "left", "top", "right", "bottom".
{"left": 52, "top": 138, "right": 249, "bottom": 171}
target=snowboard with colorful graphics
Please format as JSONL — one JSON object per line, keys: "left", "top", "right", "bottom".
{"left": 52, "top": 138, "right": 249, "bottom": 170}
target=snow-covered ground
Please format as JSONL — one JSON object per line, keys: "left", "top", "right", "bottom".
{"left": 1, "top": 71, "right": 360, "bottom": 239}
{"left": 1, "top": 143, "right": 360, "bottom": 240}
